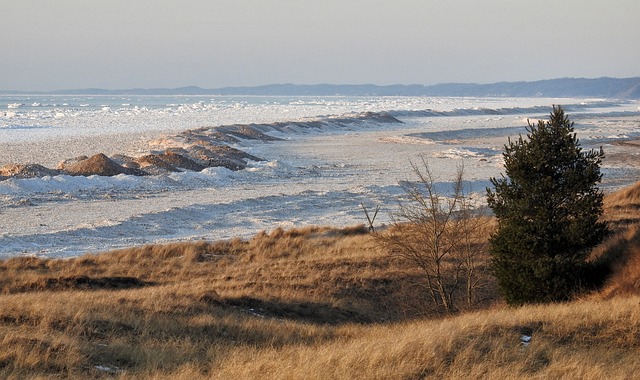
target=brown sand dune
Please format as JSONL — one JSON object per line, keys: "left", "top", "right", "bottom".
{"left": 155, "top": 150, "right": 206, "bottom": 171}
{"left": 134, "top": 154, "right": 181, "bottom": 175}
{"left": 0, "top": 163, "right": 61, "bottom": 179}
{"left": 183, "top": 145, "right": 261, "bottom": 171}
{"left": 59, "top": 153, "right": 146, "bottom": 177}
{"left": 216, "top": 124, "right": 283, "bottom": 141}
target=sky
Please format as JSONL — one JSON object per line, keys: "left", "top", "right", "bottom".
{"left": 2, "top": 0, "right": 639, "bottom": 91}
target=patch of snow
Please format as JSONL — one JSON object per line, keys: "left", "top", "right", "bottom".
{"left": 95, "top": 364, "right": 122, "bottom": 374}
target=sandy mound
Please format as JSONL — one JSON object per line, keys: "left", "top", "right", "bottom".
{"left": 0, "top": 163, "right": 61, "bottom": 179}
{"left": 134, "top": 154, "right": 181, "bottom": 175}
{"left": 154, "top": 151, "right": 205, "bottom": 171}
{"left": 109, "top": 154, "right": 137, "bottom": 165}
{"left": 1, "top": 122, "right": 268, "bottom": 181}
{"left": 136, "top": 154, "right": 179, "bottom": 171}
{"left": 60, "top": 153, "right": 145, "bottom": 177}
{"left": 150, "top": 124, "right": 282, "bottom": 151}
{"left": 56, "top": 156, "right": 89, "bottom": 170}
{"left": 184, "top": 145, "right": 261, "bottom": 171}
{"left": 217, "top": 125, "right": 282, "bottom": 142}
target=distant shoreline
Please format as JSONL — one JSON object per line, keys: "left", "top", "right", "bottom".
{"left": 2, "top": 77, "right": 640, "bottom": 99}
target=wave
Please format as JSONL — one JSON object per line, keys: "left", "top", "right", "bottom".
{"left": 387, "top": 101, "right": 628, "bottom": 119}
{"left": 166, "top": 111, "right": 403, "bottom": 140}
{"left": 172, "top": 101, "right": 638, "bottom": 142}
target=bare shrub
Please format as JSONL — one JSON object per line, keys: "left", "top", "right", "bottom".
{"left": 375, "top": 158, "right": 491, "bottom": 314}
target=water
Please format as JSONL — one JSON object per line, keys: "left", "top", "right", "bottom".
{"left": 1, "top": 95, "right": 639, "bottom": 258}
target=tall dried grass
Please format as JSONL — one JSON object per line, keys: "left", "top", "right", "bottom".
{"left": 209, "top": 295, "right": 640, "bottom": 380}
{"left": 587, "top": 180, "right": 640, "bottom": 296}
{"left": 603, "top": 180, "right": 640, "bottom": 229}
{"left": 0, "top": 225, "right": 435, "bottom": 377}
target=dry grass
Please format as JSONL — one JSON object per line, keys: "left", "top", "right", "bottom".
{"left": 0, "top": 225, "right": 438, "bottom": 378}
{"left": 603, "top": 180, "right": 640, "bottom": 229}
{"left": 586, "top": 181, "right": 640, "bottom": 297}
{"left": 589, "top": 223, "right": 640, "bottom": 298}
{"left": 2, "top": 182, "right": 640, "bottom": 378}
{"left": 210, "top": 295, "right": 640, "bottom": 380}
{"left": 0, "top": 225, "right": 435, "bottom": 322}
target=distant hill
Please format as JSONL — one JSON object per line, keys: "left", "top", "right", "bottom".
{"left": 211, "top": 77, "right": 640, "bottom": 98}
{"left": 4, "top": 77, "right": 640, "bottom": 98}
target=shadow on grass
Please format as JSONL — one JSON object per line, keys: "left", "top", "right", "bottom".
{"left": 6, "top": 276, "right": 154, "bottom": 294}
{"left": 219, "top": 296, "right": 374, "bottom": 325}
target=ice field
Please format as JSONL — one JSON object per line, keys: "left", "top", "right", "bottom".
{"left": 1, "top": 95, "right": 639, "bottom": 257}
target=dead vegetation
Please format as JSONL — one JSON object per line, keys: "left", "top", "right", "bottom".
{"left": 1, "top": 182, "right": 640, "bottom": 378}
{"left": 603, "top": 180, "right": 640, "bottom": 228}
{"left": 0, "top": 224, "right": 437, "bottom": 378}
{"left": 375, "top": 159, "right": 494, "bottom": 314}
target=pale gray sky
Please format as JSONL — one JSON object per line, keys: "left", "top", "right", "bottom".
{"left": 2, "top": 0, "right": 639, "bottom": 91}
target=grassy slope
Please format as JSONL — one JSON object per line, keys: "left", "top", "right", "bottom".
{"left": 212, "top": 296, "right": 640, "bottom": 380}
{"left": 1, "top": 183, "right": 640, "bottom": 379}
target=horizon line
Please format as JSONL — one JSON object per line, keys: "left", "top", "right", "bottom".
{"left": 2, "top": 76, "right": 639, "bottom": 94}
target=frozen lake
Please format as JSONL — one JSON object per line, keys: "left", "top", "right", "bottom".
{"left": 1, "top": 95, "right": 639, "bottom": 258}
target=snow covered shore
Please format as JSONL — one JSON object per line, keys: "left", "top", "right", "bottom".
{"left": 1, "top": 96, "right": 638, "bottom": 258}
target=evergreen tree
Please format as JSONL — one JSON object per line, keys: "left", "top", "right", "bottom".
{"left": 487, "top": 106, "right": 608, "bottom": 305}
